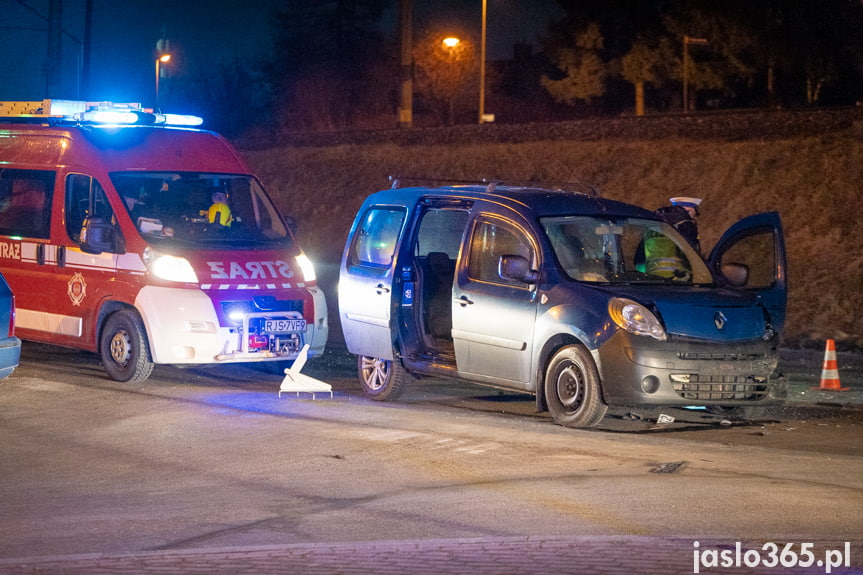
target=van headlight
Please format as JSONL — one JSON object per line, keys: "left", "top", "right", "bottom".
{"left": 608, "top": 298, "right": 666, "bottom": 341}
{"left": 143, "top": 247, "right": 198, "bottom": 283}
{"left": 295, "top": 253, "right": 317, "bottom": 283}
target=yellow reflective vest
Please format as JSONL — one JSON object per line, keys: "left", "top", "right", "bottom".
{"left": 207, "top": 201, "right": 233, "bottom": 227}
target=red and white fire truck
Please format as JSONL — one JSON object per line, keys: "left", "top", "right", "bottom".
{"left": 0, "top": 100, "right": 327, "bottom": 382}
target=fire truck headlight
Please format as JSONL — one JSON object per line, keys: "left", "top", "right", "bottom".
{"left": 296, "top": 253, "right": 316, "bottom": 283}
{"left": 144, "top": 248, "right": 199, "bottom": 283}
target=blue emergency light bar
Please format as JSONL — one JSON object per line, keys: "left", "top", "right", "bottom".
{"left": 81, "top": 110, "right": 204, "bottom": 127}
{"left": 82, "top": 110, "right": 140, "bottom": 124}
{"left": 157, "top": 113, "right": 204, "bottom": 127}
{"left": 0, "top": 99, "right": 203, "bottom": 127}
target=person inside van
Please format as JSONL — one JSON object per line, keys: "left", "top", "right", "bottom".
{"left": 207, "top": 190, "right": 233, "bottom": 228}
{"left": 122, "top": 188, "right": 148, "bottom": 223}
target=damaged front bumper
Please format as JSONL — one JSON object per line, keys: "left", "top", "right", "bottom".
{"left": 596, "top": 330, "right": 785, "bottom": 407}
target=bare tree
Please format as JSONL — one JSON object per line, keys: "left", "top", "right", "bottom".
{"left": 266, "top": 0, "right": 390, "bottom": 131}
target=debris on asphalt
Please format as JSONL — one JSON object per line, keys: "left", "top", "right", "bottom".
{"left": 651, "top": 461, "right": 686, "bottom": 474}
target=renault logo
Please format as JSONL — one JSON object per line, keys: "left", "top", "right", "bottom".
{"left": 714, "top": 311, "right": 727, "bottom": 330}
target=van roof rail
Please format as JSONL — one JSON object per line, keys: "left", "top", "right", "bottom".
{"left": 388, "top": 175, "right": 600, "bottom": 197}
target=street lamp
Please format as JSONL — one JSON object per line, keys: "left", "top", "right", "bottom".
{"left": 478, "top": 0, "right": 487, "bottom": 124}
{"left": 155, "top": 53, "right": 171, "bottom": 110}
{"left": 441, "top": 37, "right": 462, "bottom": 124}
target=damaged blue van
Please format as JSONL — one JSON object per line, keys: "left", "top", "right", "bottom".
{"left": 339, "top": 183, "right": 786, "bottom": 428}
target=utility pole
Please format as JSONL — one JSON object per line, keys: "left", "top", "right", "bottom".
{"left": 10, "top": 0, "right": 84, "bottom": 97}
{"left": 81, "top": 0, "right": 93, "bottom": 98}
{"left": 682, "top": 35, "right": 708, "bottom": 112}
{"left": 46, "top": 0, "right": 62, "bottom": 96}
{"left": 398, "top": 0, "right": 413, "bottom": 128}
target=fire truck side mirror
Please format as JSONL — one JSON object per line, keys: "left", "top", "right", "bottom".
{"left": 80, "top": 217, "right": 124, "bottom": 255}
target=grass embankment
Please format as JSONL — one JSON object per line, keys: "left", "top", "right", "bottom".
{"left": 244, "top": 132, "right": 862, "bottom": 349}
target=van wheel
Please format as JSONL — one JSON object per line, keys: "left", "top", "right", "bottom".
{"left": 101, "top": 310, "right": 154, "bottom": 383}
{"left": 358, "top": 355, "right": 408, "bottom": 401}
{"left": 545, "top": 345, "right": 608, "bottom": 428}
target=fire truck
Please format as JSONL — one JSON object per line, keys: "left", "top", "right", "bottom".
{"left": 0, "top": 100, "right": 327, "bottom": 382}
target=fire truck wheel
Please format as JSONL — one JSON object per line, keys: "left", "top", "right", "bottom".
{"left": 100, "top": 310, "right": 155, "bottom": 383}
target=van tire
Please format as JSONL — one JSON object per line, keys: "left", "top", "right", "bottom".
{"left": 358, "top": 355, "right": 408, "bottom": 401}
{"left": 545, "top": 345, "right": 608, "bottom": 428}
{"left": 101, "top": 310, "right": 154, "bottom": 383}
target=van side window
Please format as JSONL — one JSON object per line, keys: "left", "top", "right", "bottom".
{"left": 467, "top": 219, "right": 534, "bottom": 286}
{"left": 65, "top": 174, "right": 115, "bottom": 244}
{"left": 349, "top": 207, "right": 405, "bottom": 267}
{"left": 0, "top": 169, "right": 54, "bottom": 239}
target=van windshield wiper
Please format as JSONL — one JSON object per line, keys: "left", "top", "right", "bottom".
{"left": 605, "top": 271, "right": 693, "bottom": 286}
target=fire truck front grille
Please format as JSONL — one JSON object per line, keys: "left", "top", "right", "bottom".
{"left": 220, "top": 299, "right": 304, "bottom": 326}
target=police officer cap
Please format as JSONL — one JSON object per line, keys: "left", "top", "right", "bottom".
{"left": 670, "top": 197, "right": 702, "bottom": 209}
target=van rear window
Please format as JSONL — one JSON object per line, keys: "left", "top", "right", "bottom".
{"left": 348, "top": 207, "right": 405, "bottom": 267}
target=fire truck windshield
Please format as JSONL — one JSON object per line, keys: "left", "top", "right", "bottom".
{"left": 111, "top": 172, "right": 291, "bottom": 247}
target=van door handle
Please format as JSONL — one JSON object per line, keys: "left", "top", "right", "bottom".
{"left": 454, "top": 295, "right": 474, "bottom": 306}
{"left": 375, "top": 284, "right": 390, "bottom": 294}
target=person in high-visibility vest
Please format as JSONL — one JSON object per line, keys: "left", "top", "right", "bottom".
{"left": 207, "top": 191, "right": 233, "bottom": 227}
{"left": 643, "top": 231, "right": 690, "bottom": 278}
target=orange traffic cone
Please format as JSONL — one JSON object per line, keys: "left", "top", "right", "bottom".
{"left": 813, "top": 339, "right": 849, "bottom": 391}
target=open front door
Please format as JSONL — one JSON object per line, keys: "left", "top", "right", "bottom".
{"left": 339, "top": 206, "right": 407, "bottom": 360}
{"left": 708, "top": 211, "right": 787, "bottom": 334}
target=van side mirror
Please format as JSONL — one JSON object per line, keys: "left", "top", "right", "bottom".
{"left": 80, "top": 217, "right": 124, "bottom": 254}
{"left": 499, "top": 254, "right": 538, "bottom": 284}
{"left": 721, "top": 262, "right": 749, "bottom": 287}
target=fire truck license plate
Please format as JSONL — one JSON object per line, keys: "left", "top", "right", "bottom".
{"left": 263, "top": 319, "right": 307, "bottom": 333}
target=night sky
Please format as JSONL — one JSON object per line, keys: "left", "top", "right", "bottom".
{"left": 1, "top": 0, "right": 560, "bottom": 106}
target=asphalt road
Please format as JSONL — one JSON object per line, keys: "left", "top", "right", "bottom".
{"left": 0, "top": 340, "right": 860, "bottom": 569}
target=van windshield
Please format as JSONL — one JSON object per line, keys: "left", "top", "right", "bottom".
{"left": 542, "top": 216, "right": 713, "bottom": 285}
{"left": 110, "top": 172, "right": 290, "bottom": 247}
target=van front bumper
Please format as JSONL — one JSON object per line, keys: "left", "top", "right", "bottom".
{"left": 596, "top": 330, "right": 784, "bottom": 407}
